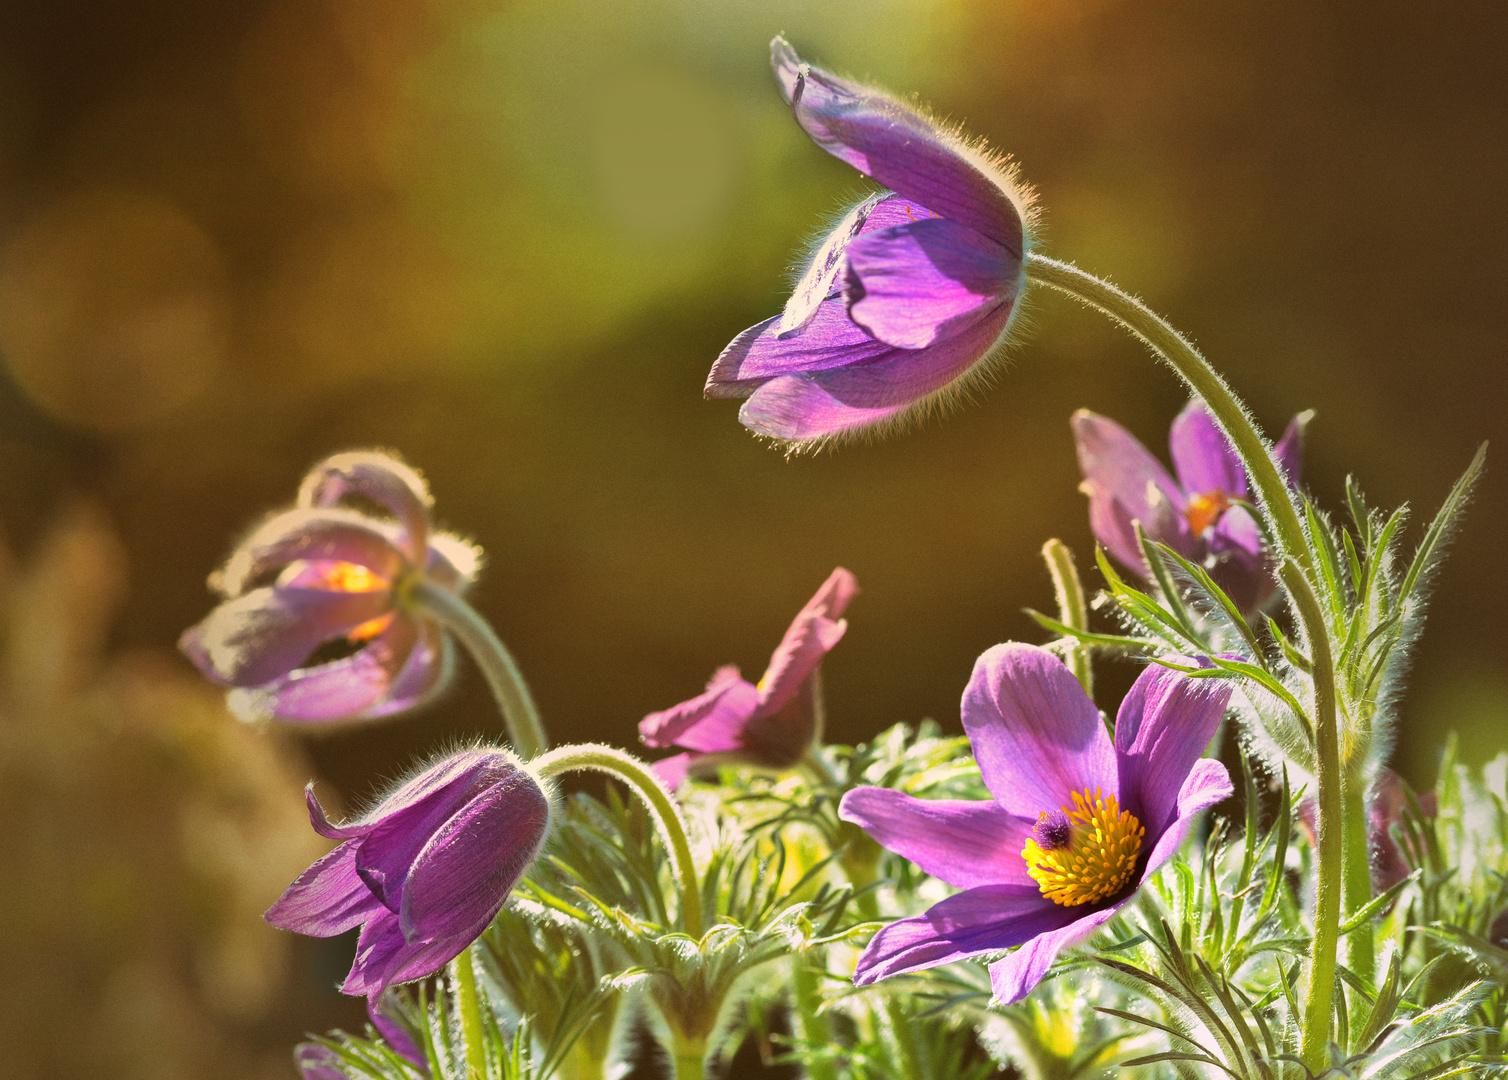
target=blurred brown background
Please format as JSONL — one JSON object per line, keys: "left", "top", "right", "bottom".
{"left": 0, "top": 1, "right": 1503, "bottom": 1076}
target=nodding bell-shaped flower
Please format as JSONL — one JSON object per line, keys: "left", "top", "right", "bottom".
{"left": 639, "top": 568, "right": 858, "bottom": 788}
{"left": 266, "top": 748, "right": 551, "bottom": 998}
{"left": 1073, "top": 400, "right": 1307, "bottom": 618}
{"left": 180, "top": 451, "right": 480, "bottom": 723}
{"left": 840, "top": 643, "right": 1232, "bottom": 1004}
{"left": 706, "top": 38, "right": 1032, "bottom": 445}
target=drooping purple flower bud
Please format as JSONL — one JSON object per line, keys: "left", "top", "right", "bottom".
{"left": 706, "top": 38, "right": 1034, "bottom": 445}
{"left": 368, "top": 991, "right": 427, "bottom": 1070}
{"left": 1073, "top": 400, "right": 1307, "bottom": 618}
{"left": 640, "top": 568, "right": 858, "bottom": 788}
{"left": 266, "top": 747, "right": 551, "bottom": 998}
{"left": 180, "top": 450, "right": 481, "bottom": 724}
{"left": 839, "top": 643, "right": 1233, "bottom": 1004}
{"left": 1296, "top": 768, "right": 1435, "bottom": 894}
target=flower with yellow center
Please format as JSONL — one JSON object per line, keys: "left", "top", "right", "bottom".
{"left": 1021, "top": 789, "right": 1144, "bottom": 907}
{"left": 839, "top": 643, "right": 1235, "bottom": 1005}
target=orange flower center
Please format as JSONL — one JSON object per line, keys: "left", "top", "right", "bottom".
{"left": 1185, "top": 489, "right": 1232, "bottom": 535}
{"left": 1021, "top": 788, "right": 1144, "bottom": 907}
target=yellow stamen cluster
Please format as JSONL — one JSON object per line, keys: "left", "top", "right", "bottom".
{"left": 1022, "top": 789, "right": 1144, "bottom": 907}
{"left": 1185, "top": 489, "right": 1232, "bottom": 535}
{"left": 312, "top": 562, "right": 387, "bottom": 593}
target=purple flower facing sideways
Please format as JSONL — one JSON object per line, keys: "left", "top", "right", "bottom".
{"left": 839, "top": 643, "right": 1233, "bottom": 1003}
{"left": 1073, "top": 400, "right": 1307, "bottom": 617}
{"left": 181, "top": 451, "right": 480, "bottom": 723}
{"left": 706, "top": 38, "right": 1033, "bottom": 443}
{"left": 265, "top": 748, "right": 551, "bottom": 999}
{"left": 640, "top": 567, "right": 858, "bottom": 789}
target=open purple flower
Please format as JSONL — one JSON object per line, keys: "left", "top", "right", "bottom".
{"left": 1073, "top": 400, "right": 1307, "bottom": 617}
{"left": 181, "top": 451, "right": 480, "bottom": 723}
{"left": 705, "top": 38, "right": 1032, "bottom": 443}
{"left": 640, "top": 567, "right": 858, "bottom": 788}
{"left": 839, "top": 643, "right": 1232, "bottom": 1003}
{"left": 266, "top": 748, "right": 551, "bottom": 998}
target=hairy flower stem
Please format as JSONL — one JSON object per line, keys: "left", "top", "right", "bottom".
{"left": 411, "top": 579, "right": 550, "bottom": 760}
{"left": 1281, "top": 563, "right": 1343, "bottom": 1069}
{"left": 532, "top": 744, "right": 705, "bottom": 939}
{"left": 1042, "top": 539, "right": 1093, "bottom": 697}
{"left": 1023, "top": 255, "right": 1311, "bottom": 572}
{"left": 1342, "top": 768, "right": 1376, "bottom": 988}
{"left": 454, "top": 945, "right": 487, "bottom": 1080}
{"left": 669, "top": 1037, "right": 707, "bottom": 1080}
{"left": 792, "top": 960, "right": 840, "bottom": 1080}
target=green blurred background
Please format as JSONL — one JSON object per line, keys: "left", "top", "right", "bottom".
{"left": 0, "top": 1, "right": 1503, "bottom": 1076}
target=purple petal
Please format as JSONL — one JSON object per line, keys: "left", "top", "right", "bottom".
{"left": 639, "top": 669, "right": 761, "bottom": 753}
{"left": 1206, "top": 509, "right": 1276, "bottom": 617}
{"left": 422, "top": 535, "right": 481, "bottom": 593}
{"left": 298, "top": 451, "right": 433, "bottom": 565}
{"left": 295, "top": 1042, "right": 347, "bottom": 1080}
{"left": 228, "top": 616, "right": 431, "bottom": 724}
{"left": 852, "top": 883, "right": 1079, "bottom": 984}
{"left": 961, "top": 644, "right": 1117, "bottom": 820}
{"left": 1137, "top": 758, "right": 1233, "bottom": 881}
{"left": 400, "top": 766, "right": 551, "bottom": 941}
{"left": 987, "top": 904, "right": 1125, "bottom": 1004}
{"left": 341, "top": 910, "right": 469, "bottom": 996}
{"left": 368, "top": 994, "right": 425, "bottom": 1067}
{"left": 1072, "top": 409, "right": 1192, "bottom": 571}
{"left": 183, "top": 585, "right": 395, "bottom": 687}
{"left": 1274, "top": 412, "right": 1308, "bottom": 488}
{"left": 838, "top": 787, "right": 1035, "bottom": 889}
{"left": 782, "top": 193, "right": 904, "bottom": 335}
{"left": 770, "top": 37, "right": 1023, "bottom": 254}
{"left": 707, "top": 303, "right": 897, "bottom": 400}
{"left": 1114, "top": 663, "right": 1233, "bottom": 840}
{"left": 1169, "top": 400, "right": 1247, "bottom": 500}
{"left": 355, "top": 752, "right": 520, "bottom": 913}
{"left": 214, "top": 508, "right": 407, "bottom": 598}
{"left": 845, "top": 218, "right": 1019, "bottom": 349}
{"left": 265, "top": 840, "right": 384, "bottom": 936}
{"left": 756, "top": 569, "right": 856, "bottom": 713}
{"left": 737, "top": 301, "right": 1011, "bottom": 441}
{"left": 651, "top": 753, "right": 695, "bottom": 790}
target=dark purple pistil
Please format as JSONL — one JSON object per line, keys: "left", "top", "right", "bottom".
{"left": 1033, "top": 810, "right": 1072, "bottom": 851}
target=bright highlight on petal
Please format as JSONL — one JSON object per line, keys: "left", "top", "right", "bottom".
{"left": 1021, "top": 789, "right": 1144, "bottom": 907}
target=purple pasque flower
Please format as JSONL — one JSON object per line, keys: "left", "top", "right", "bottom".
{"left": 839, "top": 642, "right": 1233, "bottom": 1003}
{"left": 1298, "top": 769, "right": 1436, "bottom": 894}
{"left": 705, "top": 38, "right": 1033, "bottom": 444}
{"left": 1073, "top": 400, "right": 1306, "bottom": 617}
{"left": 181, "top": 451, "right": 480, "bottom": 723}
{"left": 266, "top": 747, "right": 551, "bottom": 998}
{"left": 640, "top": 567, "right": 858, "bottom": 788}
{"left": 295, "top": 1042, "right": 346, "bottom": 1080}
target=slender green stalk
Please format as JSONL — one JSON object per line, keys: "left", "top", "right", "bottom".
{"left": 1042, "top": 538, "right": 1093, "bottom": 697}
{"left": 1024, "top": 254, "right": 1310, "bottom": 571}
{"left": 792, "top": 960, "right": 839, "bottom": 1080}
{"left": 1341, "top": 767, "right": 1376, "bottom": 989}
{"left": 453, "top": 945, "right": 487, "bottom": 1080}
{"left": 1281, "top": 563, "right": 1343, "bottom": 1069}
{"left": 532, "top": 743, "right": 704, "bottom": 939}
{"left": 411, "top": 579, "right": 549, "bottom": 759}
{"left": 669, "top": 1037, "right": 707, "bottom": 1080}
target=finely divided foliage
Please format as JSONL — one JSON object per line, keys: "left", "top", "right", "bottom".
{"left": 173, "top": 35, "right": 1507, "bottom": 1080}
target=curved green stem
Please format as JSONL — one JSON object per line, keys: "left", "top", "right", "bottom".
{"left": 668, "top": 1036, "right": 707, "bottom": 1080}
{"left": 1342, "top": 767, "right": 1375, "bottom": 989}
{"left": 1042, "top": 538, "right": 1093, "bottom": 697}
{"left": 412, "top": 579, "right": 550, "bottom": 759}
{"left": 1024, "top": 254, "right": 1310, "bottom": 571}
{"left": 532, "top": 743, "right": 704, "bottom": 939}
{"left": 1281, "top": 562, "right": 1342, "bottom": 1069}
{"left": 453, "top": 945, "right": 487, "bottom": 1079}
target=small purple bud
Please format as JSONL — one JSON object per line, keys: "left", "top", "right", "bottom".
{"left": 1032, "top": 810, "right": 1072, "bottom": 851}
{"left": 265, "top": 747, "right": 551, "bottom": 997}
{"left": 295, "top": 1042, "right": 346, "bottom": 1080}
